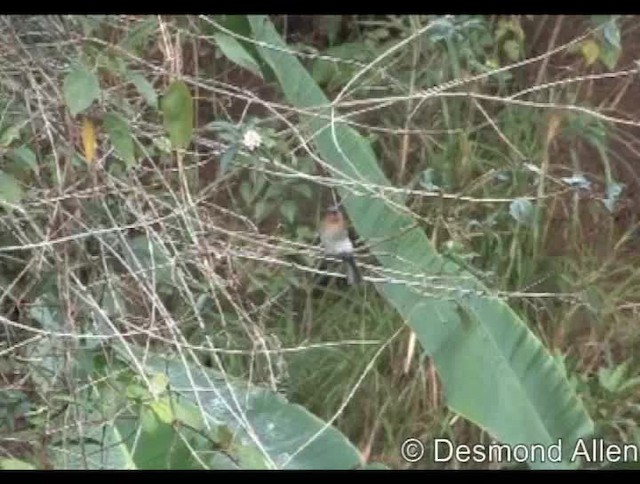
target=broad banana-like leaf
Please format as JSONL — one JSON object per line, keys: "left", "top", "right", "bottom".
{"left": 246, "top": 15, "right": 593, "bottom": 469}
{"left": 51, "top": 344, "right": 368, "bottom": 469}
{"left": 120, "top": 349, "right": 366, "bottom": 469}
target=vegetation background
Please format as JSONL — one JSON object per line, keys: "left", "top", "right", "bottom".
{"left": 1, "top": 14, "right": 640, "bottom": 470}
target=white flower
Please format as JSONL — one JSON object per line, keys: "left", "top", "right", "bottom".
{"left": 242, "top": 129, "right": 262, "bottom": 151}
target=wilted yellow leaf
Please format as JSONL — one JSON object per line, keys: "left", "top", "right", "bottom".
{"left": 81, "top": 118, "right": 97, "bottom": 163}
{"left": 581, "top": 40, "right": 600, "bottom": 66}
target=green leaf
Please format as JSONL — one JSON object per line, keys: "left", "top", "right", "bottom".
{"left": 11, "top": 145, "right": 38, "bottom": 172}
{"left": 248, "top": 15, "right": 594, "bottom": 470}
{"left": 603, "top": 19, "right": 621, "bottom": 49}
{"left": 232, "top": 442, "right": 270, "bottom": 469}
{"left": 28, "top": 295, "right": 62, "bottom": 331}
{"left": 292, "top": 184, "right": 312, "bottom": 199}
{"left": 119, "top": 348, "right": 366, "bottom": 469}
{"left": 219, "top": 145, "right": 238, "bottom": 176}
{"left": 0, "top": 171, "right": 25, "bottom": 206}
{"left": 129, "top": 72, "right": 158, "bottom": 108}
{"left": 153, "top": 136, "right": 172, "bottom": 154}
{"left": 598, "top": 40, "right": 621, "bottom": 70}
{"left": 150, "top": 397, "right": 174, "bottom": 424}
{"left": 125, "top": 234, "right": 174, "bottom": 286}
{"left": 140, "top": 404, "right": 159, "bottom": 433}
{"left": 149, "top": 372, "right": 169, "bottom": 396}
{"left": 51, "top": 423, "right": 137, "bottom": 469}
{"left": 0, "top": 124, "right": 24, "bottom": 147}
{"left": 318, "top": 15, "right": 342, "bottom": 45}
{"left": 213, "top": 33, "right": 263, "bottom": 78}
{"left": 208, "top": 16, "right": 276, "bottom": 82}
{"left": 240, "top": 181, "right": 253, "bottom": 204}
{"left": 254, "top": 199, "right": 272, "bottom": 222}
{"left": 161, "top": 80, "right": 193, "bottom": 150}
{"left": 63, "top": 66, "right": 101, "bottom": 116}
{"left": 173, "top": 400, "right": 205, "bottom": 430}
{"left": 104, "top": 113, "right": 136, "bottom": 168}
{"left": 0, "top": 458, "right": 36, "bottom": 470}
{"left": 280, "top": 200, "right": 297, "bottom": 224}
{"left": 120, "top": 18, "right": 157, "bottom": 53}
{"left": 598, "top": 362, "right": 628, "bottom": 393}
{"left": 312, "top": 42, "right": 373, "bottom": 88}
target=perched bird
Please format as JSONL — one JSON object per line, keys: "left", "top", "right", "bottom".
{"left": 319, "top": 206, "right": 362, "bottom": 285}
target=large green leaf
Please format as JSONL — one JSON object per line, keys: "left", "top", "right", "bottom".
{"left": 247, "top": 15, "right": 593, "bottom": 469}
{"left": 53, "top": 345, "right": 366, "bottom": 469}
{"left": 161, "top": 80, "right": 193, "bottom": 150}
{"left": 136, "top": 350, "right": 364, "bottom": 469}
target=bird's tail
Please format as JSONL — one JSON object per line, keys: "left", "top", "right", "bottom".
{"left": 341, "top": 254, "right": 362, "bottom": 285}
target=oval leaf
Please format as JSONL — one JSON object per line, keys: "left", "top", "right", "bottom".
{"left": 161, "top": 80, "right": 193, "bottom": 150}
{"left": 0, "top": 171, "right": 25, "bottom": 206}
{"left": 63, "top": 67, "right": 101, "bottom": 116}
{"left": 11, "top": 145, "right": 38, "bottom": 173}
{"left": 104, "top": 113, "right": 136, "bottom": 168}
{"left": 581, "top": 40, "right": 600, "bottom": 66}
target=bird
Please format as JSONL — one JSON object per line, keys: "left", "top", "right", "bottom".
{"left": 318, "top": 206, "right": 362, "bottom": 285}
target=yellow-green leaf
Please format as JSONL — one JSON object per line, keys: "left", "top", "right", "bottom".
{"left": 104, "top": 113, "right": 136, "bottom": 168}
{"left": 161, "top": 80, "right": 193, "bottom": 150}
{"left": 581, "top": 40, "right": 600, "bottom": 66}
{"left": 150, "top": 397, "right": 174, "bottom": 424}
{"left": 503, "top": 39, "right": 521, "bottom": 62}
{"left": 0, "top": 458, "right": 36, "bottom": 470}
{"left": 149, "top": 372, "right": 169, "bottom": 397}
{"left": 173, "top": 400, "right": 205, "bottom": 430}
